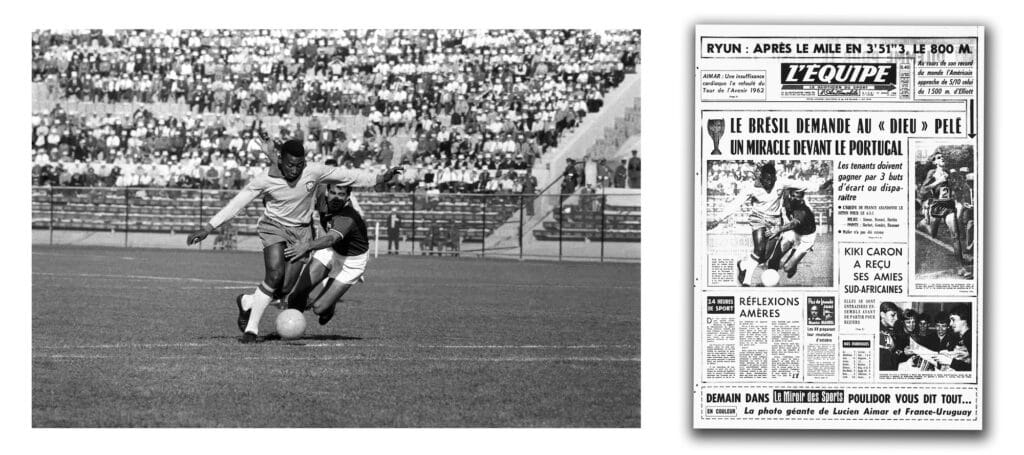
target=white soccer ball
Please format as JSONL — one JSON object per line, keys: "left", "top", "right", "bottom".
{"left": 761, "top": 269, "right": 781, "bottom": 287}
{"left": 275, "top": 309, "right": 306, "bottom": 340}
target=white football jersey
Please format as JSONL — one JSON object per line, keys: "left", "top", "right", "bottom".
{"left": 209, "top": 163, "right": 377, "bottom": 228}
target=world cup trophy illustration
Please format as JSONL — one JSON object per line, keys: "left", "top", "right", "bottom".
{"left": 707, "top": 119, "right": 725, "bottom": 155}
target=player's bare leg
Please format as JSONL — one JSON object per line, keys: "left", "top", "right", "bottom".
{"left": 238, "top": 243, "right": 288, "bottom": 342}
{"left": 945, "top": 212, "right": 972, "bottom": 278}
{"left": 926, "top": 211, "right": 942, "bottom": 238}
{"left": 751, "top": 228, "right": 768, "bottom": 264}
{"left": 776, "top": 234, "right": 796, "bottom": 278}
{"left": 917, "top": 201, "right": 934, "bottom": 234}
{"left": 276, "top": 256, "right": 307, "bottom": 306}
{"left": 286, "top": 259, "right": 331, "bottom": 311}
{"left": 310, "top": 280, "right": 354, "bottom": 326}
{"left": 782, "top": 250, "right": 808, "bottom": 279}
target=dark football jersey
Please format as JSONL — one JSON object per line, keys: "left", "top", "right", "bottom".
{"left": 322, "top": 200, "right": 369, "bottom": 256}
{"left": 787, "top": 203, "right": 816, "bottom": 236}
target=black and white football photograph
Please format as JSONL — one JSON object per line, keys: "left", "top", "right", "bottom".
{"left": 30, "top": 28, "right": 641, "bottom": 428}
{"left": 705, "top": 160, "right": 833, "bottom": 287}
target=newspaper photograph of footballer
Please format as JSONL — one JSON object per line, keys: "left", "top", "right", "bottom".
{"left": 705, "top": 160, "right": 832, "bottom": 287}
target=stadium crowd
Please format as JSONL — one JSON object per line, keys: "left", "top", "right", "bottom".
{"left": 32, "top": 29, "right": 641, "bottom": 195}
{"left": 33, "top": 29, "right": 638, "bottom": 148}
{"left": 32, "top": 106, "right": 549, "bottom": 193}
{"left": 706, "top": 161, "right": 832, "bottom": 196}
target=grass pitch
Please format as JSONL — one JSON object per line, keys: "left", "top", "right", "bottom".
{"left": 32, "top": 245, "right": 639, "bottom": 427}
{"left": 706, "top": 233, "right": 834, "bottom": 287}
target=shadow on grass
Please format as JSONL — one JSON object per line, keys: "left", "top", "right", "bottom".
{"left": 260, "top": 333, "right": 364, "bottom": 343}
{"left": 199, "top": 334, "right": 364, "bottom": 343}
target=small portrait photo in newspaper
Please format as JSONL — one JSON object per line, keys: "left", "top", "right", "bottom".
{"left": 912, "top": 141, "right": 975, "bottom": 281}
{"left": 806, "top": 295, "right": 835, "bottom": 325}
{"left": 878, "top": 301, "right": 972, "bottom": 373}
{"left": 705, "top": 160, "right": 833, "bottom": 287}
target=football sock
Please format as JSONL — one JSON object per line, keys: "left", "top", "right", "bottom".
{"left": 244, "top": 286, "right": 274, "bottom": 335}
{"left": 743, "top": 259, "right": 756, "bottom": 286}
{"left": 240, "top": 293, "right": 252, "bottom": 311}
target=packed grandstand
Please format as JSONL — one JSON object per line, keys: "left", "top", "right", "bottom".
{"left": 32, "top": 29, "right": 641, "bottom": 257}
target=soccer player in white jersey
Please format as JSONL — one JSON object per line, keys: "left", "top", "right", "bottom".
{"left": 707, "top": 162, "right": 827, "bottom": 286}
{"left": 187, "top": 139, "right": 401, "bottom": 342}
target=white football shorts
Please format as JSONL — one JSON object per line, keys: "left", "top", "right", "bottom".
{"left": 781, "top": 230, "right": 817, "bottom": 254}
{"left": 312, "top": 249, "right": 368, "bottom": 284}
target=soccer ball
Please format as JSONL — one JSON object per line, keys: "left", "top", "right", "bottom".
{"left": 761, "top": 269, "right": 781, "bottom": 287}
{"left": 275, "top": 309, "right": 306, "bottom": 340}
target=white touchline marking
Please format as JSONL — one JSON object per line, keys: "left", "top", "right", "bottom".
{"left": 915, "top": 230, "right": 956, "bottom": 253}
{"left": 32, "top": 272, "right": 638, "bottom": 290}
{"left": 32, "top": 251, "right": 138, "bottom": 261}
{"left": 37, "top": 342, "right": 637, "bottom": 350}
{"left": 35, "top": 353, "right": 639, "bottom": 362}
{"left": 33, "top": 271, "right": 254, "bottom": 285}
{"left": 37, "top": 343, "right": 212, "bottom": 349}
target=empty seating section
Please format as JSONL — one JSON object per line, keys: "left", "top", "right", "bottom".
{"left": 32, "top": 187, "right": 520, "bottom": 243}
{"left": 532, "top": 203, "right": 640, "bottom": 242}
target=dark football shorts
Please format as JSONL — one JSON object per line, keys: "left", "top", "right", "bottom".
{"left": 929, "top": 200, "right": 956, "bottom": 219}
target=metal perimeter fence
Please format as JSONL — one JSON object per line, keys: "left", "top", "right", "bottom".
{"left": 31, "top": 186, "right": 641, "bottom": 263}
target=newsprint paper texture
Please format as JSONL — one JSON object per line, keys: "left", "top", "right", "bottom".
{"left": 693, "top": 25, "right": 983, "bottom": 430}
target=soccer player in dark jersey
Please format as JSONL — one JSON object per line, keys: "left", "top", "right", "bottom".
{"left": 766, "top": 188, "right": 817, "bottom": 279}
{"left": 917, "top": 152, "right": 971, "bottom": 278}
{"left": 283, "top": 183, "right": 370, "bottom": 325}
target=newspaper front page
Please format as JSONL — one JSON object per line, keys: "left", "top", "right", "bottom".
{"left": 693, "top": 25, "right": 983, "bottom": 430}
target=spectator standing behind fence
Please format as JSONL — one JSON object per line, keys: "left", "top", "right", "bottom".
{"left": 521, "top": 168, "right": 537, "bottom": 216}
{"left": 613, "top": 159, "right": 628, "bottom": 188}
{"left": 386, "top": 207, "right": 401, "bottom": 255}
{"left": 561, "top": 158, "right": 580, "bottom": 202}
{"left": 627, "top": 150, "right": 640, "bottom": 188}
{"left": 596, "top": 158, "right": 613, "bottom": 188}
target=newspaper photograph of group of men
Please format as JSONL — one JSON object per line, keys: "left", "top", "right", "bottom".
{"left": 693, "top": 25, "right": 983, "bottom": 430}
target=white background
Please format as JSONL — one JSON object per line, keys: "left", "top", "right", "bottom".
{"left": 4, "top": 0, "right": 1019, "bottom": 453}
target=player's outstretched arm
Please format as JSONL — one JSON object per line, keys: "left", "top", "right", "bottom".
{"left": 709, "top": 187, "right": 752, "bottom": 229}
{"left": 320, "top": 165, "right": 404, "bottom": 187}
{"left": 284, "top": 231, "right": 342, "bottom": 262}
{"left": 922, "top": 172, "right": 947, "bottom": 191}
{"left": 249, "top": 127, "right": 284, "bottom": 178}
{"left": 767, "top": 218, "right": 801, "bottom": 239}
{"left": 187, "top": 222, "right": 216, "bottom": 246}
{"left": 186, "top": 186, "right": 261, "bottom": 246}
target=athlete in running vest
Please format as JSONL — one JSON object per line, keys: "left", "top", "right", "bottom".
{"left": 917, "top": 152, "right": 971, "bottom": 278}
